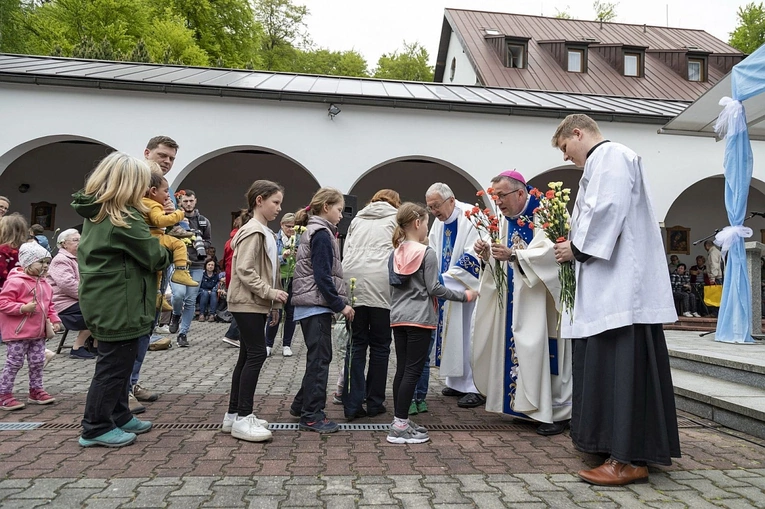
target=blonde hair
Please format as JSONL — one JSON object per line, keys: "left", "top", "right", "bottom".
{"left": 280, "top": 212, "right": 296, "bottom": 224}
{"left": 551, "top": 114, "right": 601, "bottom": 147}
{"left": 0, "top": 213, "right": 29, "bottom": 248}
{"left": 307, "top": 187, "right": 344, "bottom": 217}
{"left": 84, "top": 152, "right": 150, "bottom": 228}
{"left": 370, "top": 189, "right": 401, "bottom": 208}
{"left": 392, "top": 202, "right": 428, "bottom": 248}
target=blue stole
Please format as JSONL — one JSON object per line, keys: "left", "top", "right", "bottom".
{"left": 434, "top": 219, "right": 457, "bottom": 367}
{"left": 503, "top": 190, "right": 538, "bottom": 416}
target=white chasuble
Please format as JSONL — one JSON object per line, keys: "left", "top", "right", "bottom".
{"left": 428, "top": 201, "right": 480, "bottom": 382}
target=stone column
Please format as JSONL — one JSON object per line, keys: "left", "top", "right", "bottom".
{"left": 745, "top": 241, "right": 764, "bottom": 337}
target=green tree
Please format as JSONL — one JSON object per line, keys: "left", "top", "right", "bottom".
{"left": 128, "top": 39, "right": 151, "bottom": 63}
{"left": 555, "top": 7, "right": 573, "bottom": 19}
{"left": 729, "top": 2, "right": 765, "bottom": 53}
{"left": 373, "top": 41, "right": 434, "bottom": 81}
{"left": 154, "top": 0, "right": 260, "bottom": 67}
{"left": 593, "top": 0, "right": 617, "bottom": 22}
{"left": 253, "top": 0, "right": 310, "bottom": 70}
{"left": 294, "top": 48, "right": 368, "bottom": 77}
{"left": 0, "top": 0, "right": 29, "bottom": 53}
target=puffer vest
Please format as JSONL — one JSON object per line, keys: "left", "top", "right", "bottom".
{"left": 291, "top": 216, "right": 348, "bottom": 308}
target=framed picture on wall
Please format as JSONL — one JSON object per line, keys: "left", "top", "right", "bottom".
{"left": 666, "top": 225, "right": 690, "bottom": 255}
{"left": 30, "top": 202, "right": 56, "bottom": 231}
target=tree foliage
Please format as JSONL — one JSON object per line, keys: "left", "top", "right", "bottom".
{"left": 0, "top": 0, "right": 425, "bottom": 80}
{"left": 729, "top": 2, "right": 765, "bottom": 54}
{"left": 373, "top": 41, "right": 434, "bottom": 81}
{"left": 593, "top": 0, "right": 617, "bottom": 22}
{"left": 554, "top": 7, "right": 573, "bottom": 19}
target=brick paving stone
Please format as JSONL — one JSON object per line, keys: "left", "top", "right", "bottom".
{"left": 201, "top": 485, "right": 251, "bottom": 508}
{"left": 725, "top": 486, "right": 765, "bottom": 506}
{"left": 169, "top": 477, "right": 216, "bottom": 497}
{"left": 354, "top": 483, "right": 398, "bottom": 505}
{"left": 626, "top": 483, "right": 680, "bottom": 502}
{"left": 121, "top": 485, "right": 177, "bottom": 508}
{"left": 515, "top": 472, "right": 567, "bottom": 491}
{"left": 663, "top": 489, "right": 735, "bottom": 509}
{"left": 420, "top": 480, "right": 471, "bottom": 505}
{"left": 41, "top": 487, "right": 104, "bottom": 507}
{"left": 390, "top": 493, "right": 432, "bottom": 507}
{"left": 555, "top": 483, "right": 605, "bottom": 504}
{"left": 388, "top": 475, "right": 429, "bottom": 494}
{"left": 673, "top": 478, "right": 742, "bottom": 499}
{"left": 166, "top": 496, "right": 211, "bottom": 508}
{"left": 452, "top": 474, "right": 496, "bottom": 493}
{"left": 696, "top": 469, "right": 755, "bottom": 488}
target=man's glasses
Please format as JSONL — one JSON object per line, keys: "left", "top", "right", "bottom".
{"left": 427, "top": 198, "right": 451, "bottom": 211}
{"left": 494, "top": 188, "right": 523, "bottom": 200}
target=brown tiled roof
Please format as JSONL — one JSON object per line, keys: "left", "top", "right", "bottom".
{"left": 436, "top": 9, "right": 743, "bottom": 101}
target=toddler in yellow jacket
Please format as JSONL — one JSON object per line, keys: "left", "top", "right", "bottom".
{"left": 143, "top": 169, "right": 198, "bottom": 289}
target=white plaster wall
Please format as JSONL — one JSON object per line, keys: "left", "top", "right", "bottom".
{"left": 441, "top": 31, "right": 479, "bottom": 85}
{"left": 2, "top": 81, "right": 765, "bottom": 240}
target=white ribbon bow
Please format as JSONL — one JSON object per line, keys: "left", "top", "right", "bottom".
{"left": 715, "top": 225, "right": 753, "bottom": 256}
{"left": 713, "top": 97, "right": 745, "bottom": 140}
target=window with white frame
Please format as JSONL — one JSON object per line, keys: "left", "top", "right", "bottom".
{"left": 506, "top": 42, "right": 526, "bottom": 68}
{"left": 688, "top": 58, "right": 704, "bottom": 82}
{"left": 567, "top": 49, "right": 584, "bottom": 72}
{"left": 624, "top": 52, "right": 640, "bottom": 77}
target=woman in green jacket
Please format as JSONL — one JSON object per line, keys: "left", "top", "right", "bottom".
{"left": 73, "top": 152, "right": 171, "bottom": 448}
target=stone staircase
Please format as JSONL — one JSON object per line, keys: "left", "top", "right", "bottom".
{"left": 665, "top": 315, "right": 765, "bottom": 332}
{"left": 665, "top": 331, "right": 765, "bottom": 440}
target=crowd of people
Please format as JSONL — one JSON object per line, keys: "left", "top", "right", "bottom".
{"left": 0, "top": 114, "right": 683, "bottom": 487}
{"left": 667, "top": 239, "right": 725, "bottom": 318}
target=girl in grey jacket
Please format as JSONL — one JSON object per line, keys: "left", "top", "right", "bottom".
{"left": 387, "top": 203, "right": 477, "bottom": 444}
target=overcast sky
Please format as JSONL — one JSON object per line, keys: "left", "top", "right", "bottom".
{"left": 303, "top": 0, "right": 745, "bottom": 68}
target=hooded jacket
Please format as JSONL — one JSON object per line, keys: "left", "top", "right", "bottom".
{"left": 0, "top": 268, "right": 60, "bottom": 341}
{"left": 342, "top": 201, "right": 397, "bottom": 309}
{"left": 388, "top": 241, "right": 470, "bottom": 328}
{"left": 72, "top": 191, "right": 171, "bottom": 342}
{"left": 227, "top": 219, "right": 283, "bottom": 314}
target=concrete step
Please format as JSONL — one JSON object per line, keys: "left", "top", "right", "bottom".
{"left": 671, "top": 368, "right": 765, "bottom": 440}
{"left": 665, "top": 317, "right": 765, "bottom": 332}
{"left": 667, "top": 335, "right": 765, "bottom": 390}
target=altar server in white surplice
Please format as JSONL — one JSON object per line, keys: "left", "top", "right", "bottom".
{"left": 552, "top": 114, "right": 679, "bottom": 487}
{"left": 472, "top": 171, "right": 572, "bottom": 436}
{"left": 424, "top": 183, "right": 483, "bottom": 408}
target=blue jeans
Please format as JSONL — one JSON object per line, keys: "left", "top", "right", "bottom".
{"left": 199, "top": 289, "right": 218, "bottom": 316}
{"left": 413, "top": 331, "right": 436, "bottom": 402}
{"left": 171, "top": 268, "right": 204, "bottom": 334}
{"left": 130, "top": 334, "right": 150, "bottom": 390}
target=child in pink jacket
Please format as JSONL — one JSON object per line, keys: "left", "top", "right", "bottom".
{"left": 0, "top": 242, "right": 62, "bottom": 410}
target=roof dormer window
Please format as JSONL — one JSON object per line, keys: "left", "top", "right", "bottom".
{"left": 567, "top": 49, "right": 585, "bottom": 72}
{"left": 624, "top": 52, "right": 641, "bottom": 77}
{"left": 687, "top": 55, "right": 707, "bottom": 82}
{"left": 506, "top": 41, "right": 527, "bottom": 68}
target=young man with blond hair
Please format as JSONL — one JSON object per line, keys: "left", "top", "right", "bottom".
{"left": 551, "top": 114, "right": 680, "bottom": 486}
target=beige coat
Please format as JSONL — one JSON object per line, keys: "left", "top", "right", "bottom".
{"left": 227, "top": 219, "right": 283, "bottom": 314}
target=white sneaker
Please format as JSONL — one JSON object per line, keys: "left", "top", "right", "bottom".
{"left": 683, "top": 311, "right": 693, "bottom": 317}
{"left": 44, "top": 349, "right": 56, "bottom": 368}
{"left": 692, "top": 312, "right": 701, "bottom": 318}
{"left": 283, "top": 346, "right": 293, "bottom": 357}
{"left": 221, "top": 337, "right": 240, "bottom": 348}
{"left": 156, "top": 325, "right": 171, "bottom": 334}
{"left": 266, "top": 347, "right": 272, "bottom": 357}
{"left": 231, "top": 414, "right": 272, "bottom": 442}
{"left": 222, "top": 412, "right": 269, "bottom": 433}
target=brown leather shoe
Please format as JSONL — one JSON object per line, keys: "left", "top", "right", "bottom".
{"left": 578, "top": 458, "right": 649, "bottom": 486}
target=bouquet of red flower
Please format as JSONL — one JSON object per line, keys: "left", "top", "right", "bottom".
{"left": 465, "top": 187, "right": 507, "bottom": 308}
{"left": 520, "top": 182, "right": 575, "bottom": 320}
{"left": 174, "top": 189, "right": 186, "bottom": 201}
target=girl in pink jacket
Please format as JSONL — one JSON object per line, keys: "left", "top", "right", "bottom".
{"left": 0, "top": 242, "right": 62, "bottom": 410}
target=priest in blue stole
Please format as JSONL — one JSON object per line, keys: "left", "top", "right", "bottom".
{"left": 425, "top": 183, "right": 483, "bottom": 408}
{"left": 472, "top": 170, "right": 572, "bottom": 436}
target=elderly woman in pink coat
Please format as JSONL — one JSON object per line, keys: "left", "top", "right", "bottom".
{"left": 47, "top": 229, "right": 94, "bottom": 360}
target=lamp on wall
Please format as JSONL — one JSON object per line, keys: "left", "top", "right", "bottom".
{"left": 328, "top": 103, "right": 341, "bottom": 119}
{"left": 18, "top": 183, "right": 30, "bottom": 193}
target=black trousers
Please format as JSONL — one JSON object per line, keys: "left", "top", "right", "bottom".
{"left": 81, "top": 336, "right": 142, "bottom": 438}
{"left": 291, "top": 313, "right": 333, "bottom": 422}
{"left": 392, "top": 326, "right": 432, "bottom": 420}
{"left": 228, "top": 312, "right": 268, "bottom": 416}
{"left": 342, "top": 306, "right": 392, "bottom": 417}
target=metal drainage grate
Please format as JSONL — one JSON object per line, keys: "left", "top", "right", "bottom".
{"left": 0, "top": 422, "right": 43, "bottom": 431}
{"left": 3, "top": 418, "right": 701, "bottom": 432}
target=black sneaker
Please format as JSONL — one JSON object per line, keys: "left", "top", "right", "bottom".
{"left": 169, "top": 314, "right": 181, "bottom": 334}
{"left": 299, "top": 418, "right": 339, "bottom": 434}
{"left": 177, "top": 333, "right": 189, "bottom": 347}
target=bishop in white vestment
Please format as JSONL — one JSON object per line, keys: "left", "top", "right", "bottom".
{"left": 425, "top": 184, "right": 482, "bottom": 407}
{"left": 471, "top": 171, "right": 572, "bottom": 436}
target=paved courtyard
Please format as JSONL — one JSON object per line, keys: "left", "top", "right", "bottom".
{"left": 0, "top": 323, "right": 763, "bottom": 508}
